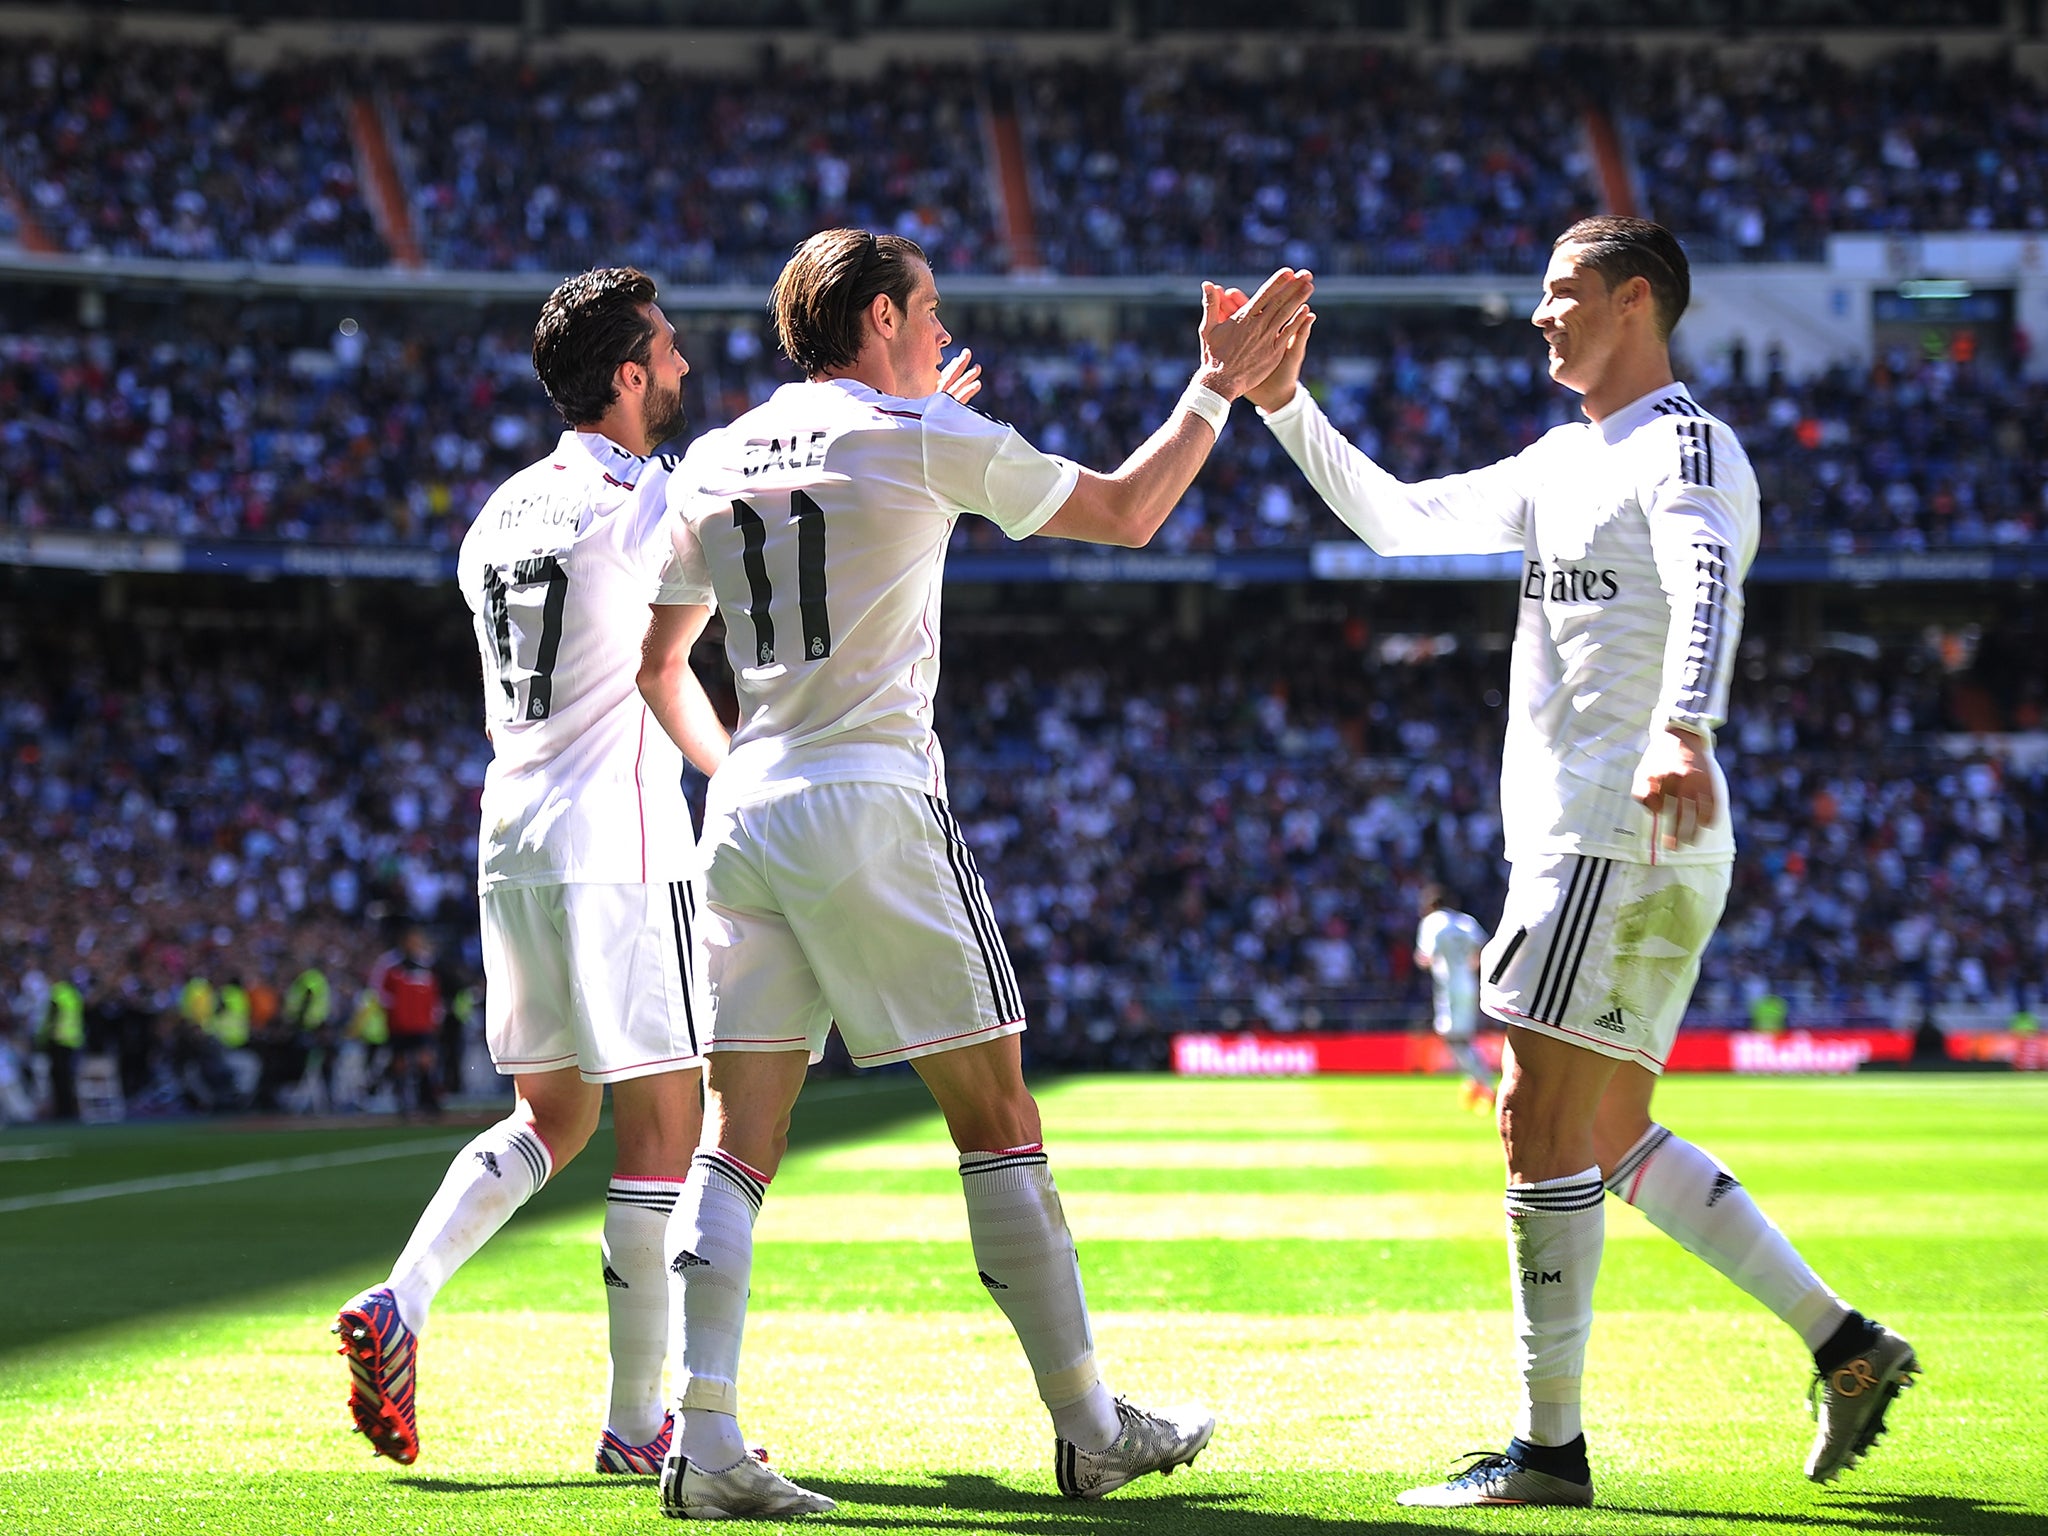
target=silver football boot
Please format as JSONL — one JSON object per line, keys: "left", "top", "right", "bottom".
{"left": 1054, "top": 1396, "right": 1216, "bottom": 1499}
{"left": 659, "top": 1451, "right": 836, "bottom": 1520}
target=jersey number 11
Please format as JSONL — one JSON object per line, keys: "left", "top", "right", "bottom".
{"left": 732, "top": 490, "right": 832, "bottom": 667}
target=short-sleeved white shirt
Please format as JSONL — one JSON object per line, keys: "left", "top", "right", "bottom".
{"left": 661, "top": 379, "right": 1078, "bottom": 812}
{"left": 458, "top": 430, "right": 695, "bottom": 891}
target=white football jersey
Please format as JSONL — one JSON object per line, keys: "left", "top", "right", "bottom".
{"left": 659, "top": 379, "right": 1077, "bottom": 811}
{"left": 1416, "top": 907, "right": 1488, "bottom": 1032}
{"left": 1264, "top": 381, "right": 1758, "bottom": 867}
{"left": 458, "top": 430, "right": 695, "bottom": 891}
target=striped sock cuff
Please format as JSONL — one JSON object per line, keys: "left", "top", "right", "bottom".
{"left": 1603, "top": 1125, "right": 1673, "bottom": 1197}
{"left": 607, "top": 1176, "right": 684, "bottom": 1216}
{"left": 691, "top": 1149, "right": 767, "bottom": 1214}
{"left": 506, "top": 1123, "right": 553, "bottom": 1190}
{"left": 1505, "top": 1168, "right": 1605, "bottom": 1217}
{"left": 960, "top": 1143, "right": 1050, "bottom": 1181}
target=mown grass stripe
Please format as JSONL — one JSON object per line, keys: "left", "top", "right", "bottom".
{"left": 0, "top": 1136, "right": 465, "bottom": 1215}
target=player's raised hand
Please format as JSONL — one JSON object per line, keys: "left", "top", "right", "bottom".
{"left": 1242, "top": 306, "right": 1317, "bottom": 414}
{"left": 1196, "top": 267, "right": 1314, "bottom": 400}
{"left": 937, "top": 347, "right": 983, "bottom": 405}
{"left": 1632, "top": 723, "right": 1717, "bottom": 851}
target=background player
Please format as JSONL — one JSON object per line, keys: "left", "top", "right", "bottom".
{"left": 334, "top": 268, "right": 729, "bottom": 1476}
{"left": 1240, "top": 216, "right": 1917, "bottom": 1506}
{"left": 1414, "top": 884, "right": 1496, "bottom": 1110}
{"left": 644, "top": 229, "right": 1313, "bottom": 1519}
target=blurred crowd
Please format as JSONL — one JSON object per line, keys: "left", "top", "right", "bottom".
{"left": 0, "top": 627, "right": 485, "bottom": 1121}
{"left": 3, "top": 298, "right": 2041, "bottom": 554}
{"left": 2, "top": 38, "right": 2044, "bottom": 275}
{"left": 2, "top": 610, "right": 2039, "bottom": 1113}
{"left": 0, "top": 42, "right": 386, "bottom": 266}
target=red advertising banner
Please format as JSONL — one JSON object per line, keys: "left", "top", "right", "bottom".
{"left": 1169, "top": 1029, "right": 2034, "bottom": 1077}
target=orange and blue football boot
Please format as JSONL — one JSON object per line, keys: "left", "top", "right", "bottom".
{"left": 595, "top": 1410, "right": 673, "bottom": 1476}
{"left": 334, "top": 1286, "right": 420, "bottom": 1464}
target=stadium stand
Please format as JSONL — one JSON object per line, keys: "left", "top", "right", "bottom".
{"left": 3, "top": 4, "right": 2044, "bottom": 1117}
{"left": 3, "top": 296, "right": 2037, "bottom": 554}
{"left": 3, "top": 597, "right": 2040, "bottom": 1102}
{"left": 3, "top": 34, "right": 2045, "bottom": 274}
{"left": 0, "top": 40, "right": 388, "bottom": 266}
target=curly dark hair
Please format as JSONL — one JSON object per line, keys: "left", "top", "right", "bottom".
{"left": 1554, "top": 216, "right": 1691, "bottom": 342}
{"left": 771, "top": 229, "right": 928, "bottom": 378}
{"left": 531, "top": 267, "right": 659, "bottom": 426}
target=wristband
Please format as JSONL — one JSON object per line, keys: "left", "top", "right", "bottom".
{"left": 1178, "top": 379, "right": 1232, "bottom": 435}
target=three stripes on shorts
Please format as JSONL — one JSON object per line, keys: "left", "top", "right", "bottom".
{"left": 1522, "top": 855, "right": 1614, "bottom": 1027}
{"left": 924, "top": 794, "right": 1024, "bottom": 1024}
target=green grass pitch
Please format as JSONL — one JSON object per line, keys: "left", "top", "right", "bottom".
{"left": 1, "top": 1074, "right": 2042, "bottom": 1534}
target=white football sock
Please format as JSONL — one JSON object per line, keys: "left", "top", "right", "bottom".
{"left": 604, "top": 1176, "right": 683, "bottom": 1444}
{"left": 959, "top": 1144, "right": 1120, "bottom": 1452}
{"left": 1607, "top": 1124, "right": 1848, "bottom": 1350}
{"left": 386, "top": 1114, "right": 552, "bottom": 1334}
{"left": 670, "top": 1149, "right": 764, "bottom": 1471}
{"left": 1506, "top": 1166, "right": 1605, "bottom": 1447}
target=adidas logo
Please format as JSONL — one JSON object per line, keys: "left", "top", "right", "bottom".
{"left": 670, "top": 1251, "right": 711, "bottom": 1274}
{"left": 602, "top": 1264, "right": 630, "bottom": 1289}
{"left": 1707, "top": 1171, "right": 1741, "bottom": 1208}
{"left": 1590, "top": 1006, "right": 1628, "bottom": 1034}
{"left": 475, "top": 1150, "right": 502, "bottom": 1178}
{"left": 978, "top": 1270, "right": 1009, "bottom": 1292}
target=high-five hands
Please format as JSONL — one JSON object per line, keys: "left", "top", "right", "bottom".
{"left": 937, "top": 347, "right": 983, "bottom": 405}
{"left": 1196, "top": 268, "right": 1315, "bottom": 401}
{"left": 1215, "top": 279, "right": 1319, "bottom": 412}
{"left": 1633, "top": 723, "right": 1717, "bottom": 852}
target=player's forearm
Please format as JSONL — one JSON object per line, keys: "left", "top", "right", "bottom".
{"left": 670, "top": 672, "right": 730, "bottom": 776}
{"left": 1045, "top": 388, "right": 1223, "bottom": 547}
{"left": 1259, "top": 386, "right": 1519, "bottom": 556}
{"left": 637, "top": 656, "right": 728, "bottom": 774}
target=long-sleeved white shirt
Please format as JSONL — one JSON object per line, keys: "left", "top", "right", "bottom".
{"left": 1263, "top": 380, "right": 1758, "bottom": 867}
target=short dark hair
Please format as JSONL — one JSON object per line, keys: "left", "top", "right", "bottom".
{"left": 1554, "top": 216, "right": 1690, "bottom": 342}
{"left": 531, "top": 267, "right": 659, "bottom": 426}
{"left": 771, "top": 229, "right": 929, "bottom": 378}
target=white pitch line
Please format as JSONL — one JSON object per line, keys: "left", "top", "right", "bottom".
{"left": 0, "top": 1135, "right": 466, "bottom": 1215}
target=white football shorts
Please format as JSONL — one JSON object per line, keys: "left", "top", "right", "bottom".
{"left": 697, "top": 781, "right": 1027, "bottom": 1067}
{"left": 479, "top": 880, "right": 709, "bottom": 1084}
{"left": 1480, "top": 852, "right": 1731, "bottom": 1073}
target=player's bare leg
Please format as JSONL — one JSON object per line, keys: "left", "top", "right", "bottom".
{"left": 914, "top": 1034, "right": 1214, "bottom": 1498}
{"left": 337, "top": 1068, "right": 590, "bottom": 1462}
{"left": 1595, "top": 1064, "right": 1918, "bottom": 1479}
{"left": 1405, "top": 1026, "right": 1613, "bottom": 1506}
{"left": 596, "top": 1069, "right": 701, "bottom": 1473}
{"left": 661, "top": 1048, "right": 829, "bottom": 1518}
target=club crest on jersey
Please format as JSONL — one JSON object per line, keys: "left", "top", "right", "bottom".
{"left": 1525, "top": 560, "right": 1619, "bottom": 604}
{"left": 742, "top": 430, "right": 829, "bottom": 477}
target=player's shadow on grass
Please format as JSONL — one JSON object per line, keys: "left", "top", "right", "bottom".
{"left": 1602, "top": 1495, "right": 2040, "bottom": 1535}
{"left": 810, "top": 1473, "right": 1460, "bottom": 1532}
{"left": 0, "top": 1071, "right": 939, "bottom": 1352}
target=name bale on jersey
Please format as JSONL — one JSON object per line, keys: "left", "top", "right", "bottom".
{"left": 742, "top": 431, "right": 830, "bottom": 478}
{"left": 1524, "top": 559, "right": 1619, "bottom": 604}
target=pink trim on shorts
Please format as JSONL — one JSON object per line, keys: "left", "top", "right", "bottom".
{"left": 1489, "top": 1004, "right": 1671, "bottom": 1072}
{"left": 583, "top": 1050, "right": 709, "bottom": 1085}
{"left": 496, "top": 1050, "right": 580, "bottom": 1074}
{"left": 847, "top": 1016, "right": 1026, "bottom": 1067}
